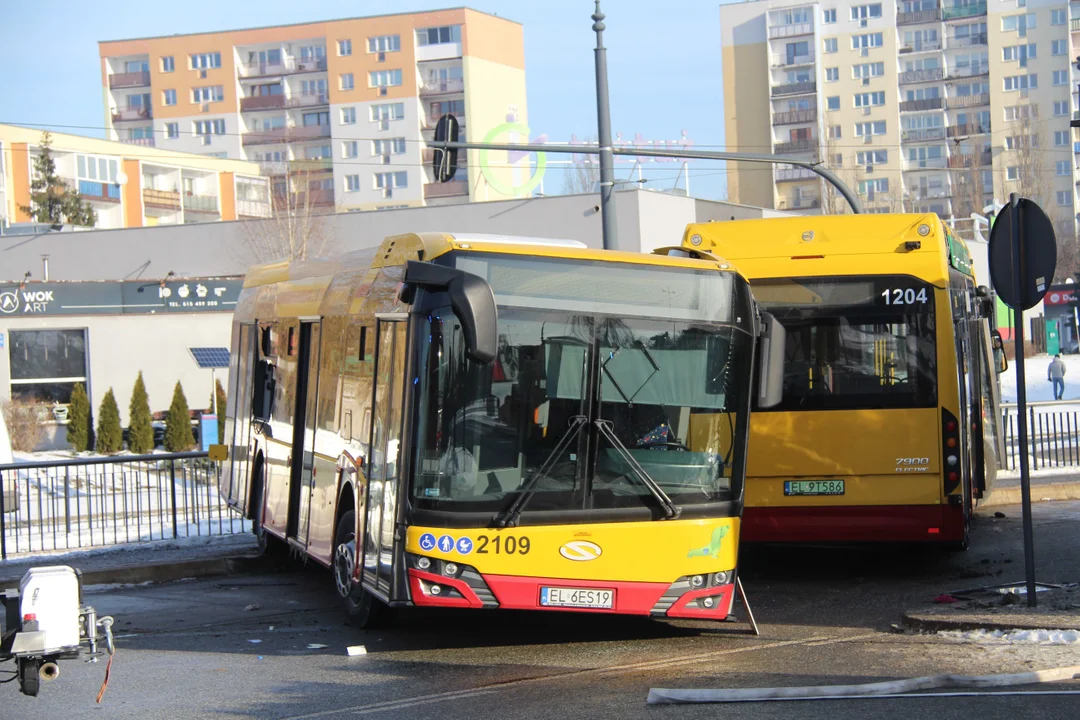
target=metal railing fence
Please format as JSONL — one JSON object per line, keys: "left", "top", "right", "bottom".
{"left": 1000, "top": 403, "right": 1080, "bottom": 472}
{"left": 0, "top": 452, "right": 248, "bottom": 560}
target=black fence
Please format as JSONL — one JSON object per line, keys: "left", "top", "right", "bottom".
{"left": 0, "top": 452, "right": 248, "bottom": 561}
{"left": 1000, "top": 403, "right": 1080, "bottom": 471}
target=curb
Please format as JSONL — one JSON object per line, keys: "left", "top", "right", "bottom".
{"left": 902, "top": 611, "right": 1080, "bottom": 633}
{"left": 980, "top": 481, "right": 1080, "bottom": 508}
{"left": 0, "top": 554, "right": 266, "bottom": 592}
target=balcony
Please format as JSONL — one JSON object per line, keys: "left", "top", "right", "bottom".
{"left": 774, "top": 167, "right": 818, "bottom": 183}
{"left": 948, "top": 33, "right": 987, "bottom": 48}
{"left": 78, "top": 180, "right": 121, "bottom": 203}
{"left": 239, "top": 56, "right": 327, "bottom": 79}
{"left": 419, "top": 78, "right": 465, "bottom": 96}
{"left": 241, "top": 124, "right": 332, "bottom": 146}
{"left": 422, "top": 114, "right": 466, "bottom": 131}
{"left": 777, "top": 198, "right": 820, "bottom": 210}
{"left": 285, "top": 93, "right": 330, "bottom": 109}
{"left": 289, "top": 158, "right": 333, "bottom": 173}
{"left": 770, "top": 52, "right": 815, "bottom": 68}
{"left": 945, "top": 93, "right": 990, "bottom": 109}
{"left": 897, "top": 9, "right": 941, "bottom": 25}
{"left": 768, "top": 22, "right": 813, "bottom": 39}
{"left": 424, "top": 181, "right": 468, "bottom": 199}
{"left": 121, "top": 137, "right": 155, "bottom": 147}
{"left": 1073, "top": 18, "right": 1080, "bottom": 32}
{"left": 773, "top": 108, "right": 817, "bottom": 126}
{"left": 947, "top": 123, "right": 990, "bottom": 138}
{"left": 899, "top": 68, "right": 944, "bottom": 84}
{"left": 946, "top": 65, "right": 989, "bottom": 80}
{"left": 946, "top": 150, "right": 993, "bottom": 168}
{"left": 109, "top": 71, "right": 151, "bottom": 89}
{"left": 112, "top": 108, "right": 152, "bottom": 123}
{"left": 287, "top": 189, "right": 335, "bottom": 208}
{"left": 902, "top": 127, "right": 947, "bottom": 142}
{"left": 240, "top": 95, "right": 286, "bottom": 112}
{"left": 900, "top": 97, "right": 943, "bottom": 112}
{"left": 942, "top": 3, "right": 986, "bottom": 21}
{"left": 183, "top": 194, "right": 220, "bottom": 214}
{"left": 237, "top": 199, "right": 273, "bottom": 218}
{"left": 904, "top": 156, "right": 948, "bottom": 171}
{"left": 142, "top": 188, "right": 181, "bottom": 210}
{"left": 773, "top": 138, "right": 816, "bottom": 154}
{"left": 899, "top": 41, "right": 942, "bottom": 53}
{"left": 771, "top": 80, "right": 816, "bottom": 97}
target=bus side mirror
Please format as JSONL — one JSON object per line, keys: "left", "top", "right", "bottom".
{"left": 251, "top": 359, "right": 276, "bottom": 421}
{"left": 992, "top": 331, "right": 1008, "bottom": 374}
{"left": 401, "top": 261, "right": 498, "bottom": 363}
{"left": 757, "top": 312, "right": 786, "bottom": 409}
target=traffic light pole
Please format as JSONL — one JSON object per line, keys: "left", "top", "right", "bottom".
{"left": 592, "top": 2, "right": 618, "bottom": 250}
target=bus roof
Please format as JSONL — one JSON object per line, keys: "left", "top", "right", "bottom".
{"left": 243, "top": 231, "right": 737, "bottom": 290}
{"left": 681, "top": 213, "right": 975, "bottom": 287}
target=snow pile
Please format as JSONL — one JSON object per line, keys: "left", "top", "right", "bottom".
{"left": 999, "top": 354, "right": 1080, "bottom": 403}
{"left": 940, "top": 628, "right": 1080, "bottom": 645}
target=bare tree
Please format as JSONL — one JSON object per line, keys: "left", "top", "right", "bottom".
{"left": 562, "top": 158, "right": 601, "bottom": 195}
{"left": 999, "top": 114, "right": 1052, "bottom": 210}
{"left": 240, "top": 171, "right": 338, "bottom": 264}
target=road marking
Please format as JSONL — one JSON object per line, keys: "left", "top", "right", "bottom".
{"left": 804, "top": 632, "right": 881, "bottom": 647}
{"left": 278, "top": 635, "right": 835, "bottom": 719}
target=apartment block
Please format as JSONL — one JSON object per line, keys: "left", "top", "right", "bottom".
{"left": 0, "top": 124, "right": 271, "bottom": 230}
{"left": 720, "top": 0, "right": 1080, "bottom": 229}
{"left": 97, "top": 8, "right": 527, "bottom": 214}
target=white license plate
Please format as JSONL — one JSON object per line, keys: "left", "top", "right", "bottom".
{"left": 785, "top": 479, "right": 845, "bottom": 496}
{"left": 540, "top": 586, "right": 615, "bottom": 609}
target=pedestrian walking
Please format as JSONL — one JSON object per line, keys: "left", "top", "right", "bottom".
{"left": 1048, "top": 353, "right": 1067, "bottom": 401}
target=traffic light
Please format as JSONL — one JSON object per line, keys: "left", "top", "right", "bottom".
{"left": 431, "top": 114, "right": 460, "bottom": 182}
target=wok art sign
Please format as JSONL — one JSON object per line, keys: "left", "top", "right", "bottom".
{"left": 0, "top": 279, "right": 243, "bottom": 316}
{"left": 478, "top": 122, "right": 695, "bottom": 197}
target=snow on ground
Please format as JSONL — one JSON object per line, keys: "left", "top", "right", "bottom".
{"left": 1000, "top": 354, "right": 1080, "bottom": 404}
{"left": 939, "top": 629, "right": 1080, "bottom": 645}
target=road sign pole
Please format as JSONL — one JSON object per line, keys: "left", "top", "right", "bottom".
{"left": 1008, "top": 191, "right": 1038, "bottom": 607}
{"left": 592, "top": 2, "right": 618, "bottom": 250}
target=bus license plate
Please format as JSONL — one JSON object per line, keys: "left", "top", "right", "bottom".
{"left": 540, "top": 586, "right": 615, "bottom": 609}
{"left": 784, "top": 480, "right": 845, "bottom": 496}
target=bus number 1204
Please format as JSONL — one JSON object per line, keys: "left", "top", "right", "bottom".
{"left": 882, "top": 287, "right": 928, "bottom": 305}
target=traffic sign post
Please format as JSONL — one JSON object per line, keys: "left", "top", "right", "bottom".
{"left": 988, "top": 192, "right": 1057, "bottom": 607}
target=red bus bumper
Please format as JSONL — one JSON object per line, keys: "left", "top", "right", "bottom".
{"left": 407, "top": 568, "right": 736, "bottom": 619}
{"left": 741, "top": 504, "right": 965, "bottom": 543}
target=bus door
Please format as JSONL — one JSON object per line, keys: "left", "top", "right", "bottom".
{"left": 223, "top": 323, "right": 257, "bottom": 510}
{"left": 287, "top": 320, "right": 321, "bottom": 546}
{"left": 949, "top": 277, "right": 978, "bottom": 512}
{"left": 364, "top": 315, "right": 409, "bottom": 597}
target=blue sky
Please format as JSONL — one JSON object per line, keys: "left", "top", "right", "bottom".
{"left": 0, "top": 0, "right": 738, "bottom": 199}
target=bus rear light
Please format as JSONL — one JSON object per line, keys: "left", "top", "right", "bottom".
{"left": 946, "top": 455, "right": 958, "bottom": 466}
{"left": 942, "top": 408, "right": 962, "bottom": 495}
{"left": 928, "top": 528, "right": 940, "bottom": 534}
{"left": 946, "top": 438, "right": 957, "bottom": 448}
{"left": 948, "top": 471, "right": 958, "bottom": 482}
{"left": 946, "top": 420, "right": 957, "bottom": 432}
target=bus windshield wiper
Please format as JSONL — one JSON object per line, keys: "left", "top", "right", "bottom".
{"left": 494, "top": 415, "right": 587, "bottom": 528}
{"left": 595, "top": 420, "right": 680, "bottom": 520}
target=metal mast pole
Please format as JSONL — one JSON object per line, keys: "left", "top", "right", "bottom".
{"left": 592, "top": 2, "right": 618, "bottom": 250}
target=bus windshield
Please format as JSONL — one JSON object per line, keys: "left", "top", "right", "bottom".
{"left": 751, "top": 275, "right": 937, "bottom": 411}
{"left": 409, "top": 254, "right": 754, "bottom": 522}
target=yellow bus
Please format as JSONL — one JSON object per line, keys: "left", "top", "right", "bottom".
{"left": 217, "top": 232, "right": 785, "bottom": 624}
{"left": 681, "top": 214, "right": 1007, "bottom": 548}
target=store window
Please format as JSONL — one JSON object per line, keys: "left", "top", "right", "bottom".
{"left": 9, "top": 329, "right": 89, "bottom": 404}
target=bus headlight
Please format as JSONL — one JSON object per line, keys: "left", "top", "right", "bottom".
{"left": 946, "top": 455, "right": 958, "bottom": 466}
{"left": 713, "top": 571, "right": 730, "bottom": 585}
{"left": 417, "top": 557, "right": 431, "bottom": 570}
{"left": 443, "top": 563, "right": 459, "bottom": 577}
{"left": 690, "top": 575, "right": 705, "bottom": 588}
{"left": 430, "top": 584, "right": 442, "bottom": 596}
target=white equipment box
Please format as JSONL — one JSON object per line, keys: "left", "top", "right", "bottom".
{"left": 20, "top": 566, "right": 82, "bottom": 652}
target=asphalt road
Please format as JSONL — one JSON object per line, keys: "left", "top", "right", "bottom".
{"left": 5, "top": 502, "right": 1080, "bottom": 719}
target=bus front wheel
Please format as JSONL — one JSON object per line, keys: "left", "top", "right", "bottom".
{"left": 334, "top": 510, "right": 388, "bottom": 628}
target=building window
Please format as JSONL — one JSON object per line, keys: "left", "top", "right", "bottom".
{"left": 8, "top": 330, "right": 89, "bottom": 404}
{"left": 338, "top": 39, "right": 352, "bottom": 56}
{"left": 823, "top": 8, "right": 836, "bottom": 23}
{"left": 1051, "top": 8, "right": 1066, "bottom": 25}
{"left": 828, "top": 125, "right": 842, "bottom": 139}
{"left": 368, "top": 35, "right": 401, "bottom": 53}
{"left": 1058, "top": 190, "right": 1072, "bottom": 206}
{"left": 1001, "top": 13, "right": 1036, "bottom": 35}
{"left": 166, "top": 122, "right": 179, "bottom": 139}
{"left": 189, "top": 52, "right": 222, "bottom": 70}
{"left": 850, "top": 4, "right": 882, "bottom": 20}
{"left": 341, "top": 107, "right": 356, "bottom": 124}
{"left": 341, "top": 73, "right": 355, "bottom": 91}
{"left": 1054, "top": 70, "right": 1069, "bottom": 86}
{"left": 346, "top": 174, "right": 360, "bottom": 192}
{"left": 825, "top": 67, "right": 839, "bottom": 82}
{"left": 192, "top": 86, "right": 224, "bottom": 103}
{"left": 369, "top": 70, "right": 403, "bottom": 88}
{"left": 856, "top": 150, "right": 888, "bottom": 165}
{"left": 1058, "top": 160, "right": 1071, "bottom": 176}
{"left": 1055, "top": 130, "right": 1070, "bottom": 147}
{"left": 372, "top": 138, "right": 406, "bottom": 155}
{"left": 851, "top": 33, "right": 883, "bottom": 49}
{"left": 853, "top": 62, "right": 885, "bottom": 79}
{"left": 823, "top": 38, "right": 838, "bottom": 53}
{"left": 1053, "top": 40, "right": 1068, "bottom": 56}
{"left": 1004, "top": 104, "right": 1037, "bottom": 120}
{"left": 416, "top": 26, "right": 460, "bottom": 46}
{"left": 371, "top": 102, "right": 406, "bottom": 121}
{"left": 301, "top": 78, "right": 327, "bottom": 97}
{"left": 1003, "top": 74, "right": 1037, "bottom": 91}
{"left": 858, "top": 178, "right": 889, "bottom": 194}
{"left": 161, "top": 56, "right": 174, "bottom": 73}
{"left": 854, "top": 91, "right": 886, "bottom": 107}
{"left": 1055, "top": 101, "right": 1070, "bottom": 117}
{"left": 429, "top": 99, "right": 465, "bottom": 118}
{"left": 76, "top": 155, "right": 119, "bottom": 183}
{"left": 163, "top": 89, "right": 176, "bottom": 106}
{"left": 194, "top": 119, "right": 226, "bottom": 135}
{"left": 827, "top": 96, "right": 840, "bottom": 110}
{"left": 1002, "top": 44, "right": 1037, "bottom": 63}
{"left": 855, "top": 120, "right": 886, "bottom": 136}
{"left": 343, "top": 141, "right": 358, "bottom": 158}
{"left": 375, "top": 171, "right": 408, "bottom": 189}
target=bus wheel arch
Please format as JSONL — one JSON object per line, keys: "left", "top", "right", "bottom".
{"left": 333, "top": 508, "right": 388, "bottom": 628}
